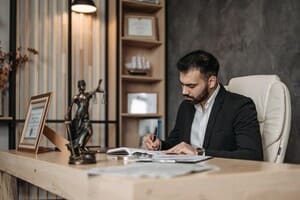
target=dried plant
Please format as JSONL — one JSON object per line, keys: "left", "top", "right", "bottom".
{"left": 0, "top": 41, "right": 38, "bottom": 91}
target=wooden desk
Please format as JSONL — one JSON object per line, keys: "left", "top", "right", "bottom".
{"left": 1, "top": 150, "right": 300, "bottom": 200}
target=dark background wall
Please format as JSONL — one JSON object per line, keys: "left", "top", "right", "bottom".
{"left": 166, "top": 0, "right": 300, "bottom": 163}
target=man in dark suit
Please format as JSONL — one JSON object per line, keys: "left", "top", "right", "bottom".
{"left": 143, "top": 50, "right": 263, "bottom": 161}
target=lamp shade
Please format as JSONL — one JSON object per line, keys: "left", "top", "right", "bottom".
{"left": 71, "top": 0, "right": 97, "bottom": 13}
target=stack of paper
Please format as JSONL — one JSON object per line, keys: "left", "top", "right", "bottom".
{"left": 87, "top": 162, "right": 214, "bottom": 178}
{"left": 139, "top": 154, "right": 212, "bottom": 163}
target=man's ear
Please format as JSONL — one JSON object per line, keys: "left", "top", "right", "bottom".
{"left": 208, "top": 75, "right": 217, "bottom": 89}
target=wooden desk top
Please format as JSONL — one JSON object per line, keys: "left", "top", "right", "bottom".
{"left": 1, "top": 150, "right": 300, "bottom": 200}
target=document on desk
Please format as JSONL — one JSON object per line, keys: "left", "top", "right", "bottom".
{"left": 140, "top": 155, "right": 212, "bottom": 163}
{"left": 87, "top": 162, "right": 214, "bottom": 178}
{"left": 106, "top": 147, "right": 212, "bottom": 163}
{"left": 106, "top": 147, "right": 163, "bottom": 156}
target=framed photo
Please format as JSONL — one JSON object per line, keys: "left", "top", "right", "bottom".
{"left": 18, "top": 92, "right": 52, "bottom": 154}
{"left": 124, "top": 15, "right": 157, "bottom": 40}
{"left": 127, "top": 92, "right": 157, "bottom": 114}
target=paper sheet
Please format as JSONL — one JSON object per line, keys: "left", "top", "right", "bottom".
{"left": 143, "top": 155, "right": 212, "bottom": 163}
{"left": 87, "top": 162, "right": 214, "bottom": 178}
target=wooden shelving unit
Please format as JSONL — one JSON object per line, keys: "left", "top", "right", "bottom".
{"left": 118, "top": 0, "right": 165, "bottom": 147}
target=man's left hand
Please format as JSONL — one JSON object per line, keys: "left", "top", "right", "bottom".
{"left": 164, "top": 142, "right": 197, "bottom": 155}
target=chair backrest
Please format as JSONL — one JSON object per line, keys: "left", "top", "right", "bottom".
{"left": 227, "top": 75, "right": 291, "bottom": 163}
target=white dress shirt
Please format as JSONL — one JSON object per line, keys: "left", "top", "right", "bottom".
{"left": 190, "top": 84, "right": 220, "bottom": 148}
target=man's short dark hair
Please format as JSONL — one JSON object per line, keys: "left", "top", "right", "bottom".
{"left": 177, "top": 50, "right": 219, "bottom": 77}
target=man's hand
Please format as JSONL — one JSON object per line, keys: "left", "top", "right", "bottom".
{"left": 164, "top": 142, "right": 197, "bottom": 155}
{"left": 142, "top": 134, "right": 161, "bottom": 150}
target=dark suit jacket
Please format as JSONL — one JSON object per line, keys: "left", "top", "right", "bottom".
{"left": 162, "top": 84, "right": 263, "bottom": 161}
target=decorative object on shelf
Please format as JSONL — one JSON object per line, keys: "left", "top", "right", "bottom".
{"left": 17, "top": 93, "right": 52, "bottom": 153}
{"left": 65, "top": 79, "right": 104, "bottom": 164}
{"left": 135, "top": 0, "right": 160, "bottom": 4}
{"left": 71, "top": 0, "right": 97, "bottom": 13}
{"left": 0, "top": 42, "right": 38, "bottom": 92}
{"left": 127, "top": 92, "right": 157, "bottom": 114}
{"left": 0, "top": 41, "right": 38, "bottom": 116}
{"left": 124, "top": 15, "right": 157, "bottom": 40}
{"left": 125, "top": 55, "right": 151, "bottom": 75}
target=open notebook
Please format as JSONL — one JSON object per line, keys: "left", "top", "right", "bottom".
{"left": 106, "top": 147, "right": 212, "bottom": 163}
{"left": 106, "top": 147, "right": 162, "bottom": 156}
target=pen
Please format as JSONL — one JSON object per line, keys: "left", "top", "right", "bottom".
{"left": 152, "top": 127, "right": 158, "bottom": 142}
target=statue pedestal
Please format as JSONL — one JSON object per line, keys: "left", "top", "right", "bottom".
{"left": 68, "top": 152, "right": 96, "bottom": 165}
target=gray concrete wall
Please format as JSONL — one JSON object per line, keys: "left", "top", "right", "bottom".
{"left": 166, "top": 0, "right": 300, "bottom": 163}
{"left": 0, "top": 0, "right": 10, "bottom": 150}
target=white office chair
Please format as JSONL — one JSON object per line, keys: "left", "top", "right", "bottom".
{"left": 226, "top": 75, "right": 291, "bottom": 163}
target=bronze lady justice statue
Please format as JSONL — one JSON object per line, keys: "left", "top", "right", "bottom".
{"left": 65, "top": 79, "right": 104, "bottom": 164}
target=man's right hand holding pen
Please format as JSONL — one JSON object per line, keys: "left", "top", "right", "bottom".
{"left": 143, "top": 127, "right": 161, "bottom": 150}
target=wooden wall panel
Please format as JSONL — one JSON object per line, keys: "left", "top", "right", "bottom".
{"left": 16, "top": 0, "right": 108, "bottom": 144}
{"left": 16, "top": 0, "right": 69, "bottom": 149}
{"left": 71, "top": 0, "right": 106, "bottom": 146}
{"left": 16, "top": 0, "right": 69, "bottom": 120}
{"left": 15, "top": 0, "right": 109, "bottom": 198}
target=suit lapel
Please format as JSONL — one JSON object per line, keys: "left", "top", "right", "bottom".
{"left": 203, "top": 84, "right": 226, "bottom": 148}
{"left": 184, "top": 104, "right": 196, "bottom": 143}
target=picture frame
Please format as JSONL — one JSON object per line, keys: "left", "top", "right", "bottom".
{"left": 17, "top": 92, "right": 52, "bottom": 154}
{"left": 124, "top": 15, "right": 157, "bottom": 40}
{"left": 127, "top": 92, "right": 157, "bottom": 114}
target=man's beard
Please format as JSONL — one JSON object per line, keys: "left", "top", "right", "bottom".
{"left": 184, "top": 85, "right": 209, "bottom": 105}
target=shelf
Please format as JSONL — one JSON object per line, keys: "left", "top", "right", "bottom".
{"left": 0, "top": 116, "right": 13, "bottom": 123}
{"left": 122, "top": 37, "right": 162, "bottom": 48}
{"left": 122, "top": 0, "right": 162, "bottom": 13}
{"left": 121, "top": 75, "right": 162, "bottom": 83}
{"left": 121, "top": 113, "right": 162, "bottom": 118}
